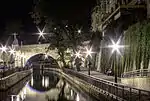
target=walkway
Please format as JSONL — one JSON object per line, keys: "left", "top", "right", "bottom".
{"left": 79, "top": 70, "right": 121, "bottom": 83}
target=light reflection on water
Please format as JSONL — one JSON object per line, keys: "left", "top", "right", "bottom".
{"left": 1, "top": 70, "right": 99, "bottom": 101}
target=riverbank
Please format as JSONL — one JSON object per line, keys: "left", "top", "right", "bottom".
{"left": 0, "top": 69, "right": 32, "bottom": 90}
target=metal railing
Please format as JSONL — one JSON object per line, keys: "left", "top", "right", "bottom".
{"left": 121, "top": 69, "right": 150, "bottom": 78}
{"left": 63, "top": 68, "right": 150, "bottom": 101}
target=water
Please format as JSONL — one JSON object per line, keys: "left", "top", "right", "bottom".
{"left": 0, "top": 69, "right": 99, "bottom": 101}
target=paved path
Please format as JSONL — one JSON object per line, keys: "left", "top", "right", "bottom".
{"left": 79, "top": 70, "right": 121, "bottom": 83}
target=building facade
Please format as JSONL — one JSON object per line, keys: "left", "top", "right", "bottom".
{"left": 92, "top": 0, "right": 148, "bottom": 73}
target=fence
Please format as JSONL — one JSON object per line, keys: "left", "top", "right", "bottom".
{"left": 63, "top": 68, "right": 150, "bottom": 101}
{"left": 121, "top": 69, "right": 150, "bottom": 78}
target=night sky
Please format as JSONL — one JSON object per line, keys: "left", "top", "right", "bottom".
{"left": 0, "top": 0, "right": 96, "bottom": 45}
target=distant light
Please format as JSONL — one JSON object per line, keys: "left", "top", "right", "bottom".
{"left": 0, "top": 45, "right": 7, "bottom": 53}
{"left": 44, "top": 54, "right": 48, "bottom": 59}
{"left": 75, "top": 50, "right": 82, "bottom": 58}
{"left": 9, "top": 47, "right": 15, "bottom": 55}
{"left": 65, "top": 25, "right": 68, "bottom": 28}
{"left": 84, "top": 47, "right": 94, "bottom": 58}
{"left": 78, "top": 29, "right": 81, "bottom": 34}
{"left": 54, "top": 27, "right": 57, "bottom": 30}
{"left": 37, "top": 26, "right": 46, "bottom": 40}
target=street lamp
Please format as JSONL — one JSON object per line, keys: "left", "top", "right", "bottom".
{"left": 0, "top": 45, "right": 8, "bottom": 73}
{"left": 0, "top": 45, "right": 7, "bottom": 53}
{"left": 74, "top": 50, "right": 82, "bottom": 71}
{"left": 37, "top": 26, "right": 47, "bottom": 40}
{"left": 65, "top": 25, "right": 68, "bottom": 28}
{"left": 107, "top": 38, "right": 127, "bottom": 83}
{"left": 8, "top": 47, "right": 15, "bottom": 55}
{"left": 84, "top": 47, "right": 94, "bottom": 75}
{"left": 75, "top": 50, "right": 82, "bottom": 59}
{"left": 77, "top": 29, "right": 81, "bottom": 34}
{"left": 8, "top": 47, "right": 16, "bottom": 68}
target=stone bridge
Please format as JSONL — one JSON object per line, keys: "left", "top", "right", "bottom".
{"left": 15, "top": 44, "right": 60, "bottom": 67}
{"left": 0, "top": 43, "right": 72, "bottom": 68}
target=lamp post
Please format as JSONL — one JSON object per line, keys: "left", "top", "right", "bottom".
{"left": 84, "top": 47, "right": 94, "bottom": 75}
{"left": 0, "top": 45, "right": 8, "bottom": 63}
{"left": 74, "top": 50, "right": 82, "bottom": 71}
{"left": 107, "top": 38, "right": 126, "bottom": 83}
{"left": 37, "top": 26, "right": 47, "bottom": 42}
{"left": 0, "top": 45, "right": 8, "bottom": 74}
{"left": 8, "top": 47, "right": 15, "bottom": 68}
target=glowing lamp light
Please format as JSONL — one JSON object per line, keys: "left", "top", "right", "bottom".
{"left": 0, "top": 45, "right": 7, "bottom": 53}
{"left": 37, "top": 27, "right": 46, "bottom": 40}
{"left": 77, "top": 29, "right": 81, "bottom": 34}
{"left": 75, "top": 50, "right": 82, "bottom": 58}
{"left": 9, "top": 48, "right": 15, "bottom": 55}
{"left": 107, "top": 38, "right": 127, "bottom": 56}
{"left": 44, "top": 54, "right": 48, "bottom": 59}
{"left": 85, "top": 47, "right": 94, "bottom": 58}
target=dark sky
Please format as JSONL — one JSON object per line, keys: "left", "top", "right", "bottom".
{"left": 0, "top": 0, "right": 96, "bottom": 45}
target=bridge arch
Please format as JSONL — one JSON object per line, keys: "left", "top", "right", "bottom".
{"left": 14, "top": 44, "right": 60, "bottom": 67}
{"left": 25, "top": 53, "right": 59, "bottom": 68}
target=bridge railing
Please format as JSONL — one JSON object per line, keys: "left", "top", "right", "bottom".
{"left": 121, "top": 69, "right": 150, "bottom": 78}
{"left": 63, "top": 68, "right": 150, "bottom": 101}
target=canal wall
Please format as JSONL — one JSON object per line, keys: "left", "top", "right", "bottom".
{"left": 47, "top": 68, "right": 116, "bottom": 101}
{"left": 0, "top": 69, "right": 32, "bottom": 90}
{"left": 121, "top": 77, "right": 150, "bottom": 91}
{"left": 61, "top": 72, "right": 112, "bottom": 101}
{"left": 0, "top": 75, "right": 31, "bottom": 100}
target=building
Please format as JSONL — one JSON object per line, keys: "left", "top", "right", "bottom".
{"left": 92, "top": 0, "right": 149, "bottom": 73}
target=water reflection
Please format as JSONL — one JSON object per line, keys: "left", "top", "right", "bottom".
{"left": 0, "top": 69, "right": 98, "bottom": 101}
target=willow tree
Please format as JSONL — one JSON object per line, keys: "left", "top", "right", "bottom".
{"left": 123, "top": 21, "right": 150, "bottom": 72}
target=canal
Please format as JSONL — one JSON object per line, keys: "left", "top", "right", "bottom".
{"left": 0, "top": 69, "right": 99, "bottom": 101}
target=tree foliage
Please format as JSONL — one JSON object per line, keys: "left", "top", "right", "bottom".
{"left": 91, "top": 5, "right": 103, "bottom": 32}
{"left": 98, "top": 21, "right": 150, "bottom": 76}
{"left": 30, "top": 0, "right": 88, "bottom": 67}
{"left": 123, "top": 21, "right": 150, "bottom": 72}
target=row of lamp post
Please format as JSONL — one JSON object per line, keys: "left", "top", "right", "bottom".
{"left": 36, "top": 26, "right": 127, "bottom": 83}
{"left": 0, "top": 45, "right": 26, "bottom": 71}
{"left": 74, "top": 37, "right": 127, "bottom": 83}
{"left": 74, "top": 46, "right": 94, "bottom": 75}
